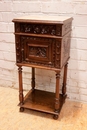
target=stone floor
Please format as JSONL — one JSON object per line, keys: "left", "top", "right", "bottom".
{"left": 0, "top": 86, "right": 87, "bottom": 130}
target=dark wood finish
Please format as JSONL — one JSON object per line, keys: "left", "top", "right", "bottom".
{"left": 31, "top": 67, "right": 35, "bottom": 89}
{"left": 62, "top": 63, "right": 68, "bottom": 96}
{"left": 18, "top": 66, "right": 24, "bottom": 105}
{"left": 13, "top": 15, "right": 72, "bottom": 119}
{"left": 19, "top": 89, "right": 66, "bottom": 115}
{"left": 55, "top": 72, "right": 60, "bottom": 113}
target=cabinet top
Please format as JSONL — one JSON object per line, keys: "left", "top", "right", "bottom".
{"left": 12, "top": 15, "right": 73, "bottom": 24}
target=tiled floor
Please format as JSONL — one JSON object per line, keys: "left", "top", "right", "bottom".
{"left": 0, "top": 86, "right": 87, "bottom": 130}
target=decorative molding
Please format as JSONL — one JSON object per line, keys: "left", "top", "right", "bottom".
{"left": 18, "top": 66, "right": 22, "bottom": 72}
{"left": 16, "top": 36, "right": 21, "bottom": 63}
{"left": 55, "top": 40, "right": 61, "bottom": 68}
{"left": 56, "top": 73, "right": 60, "bottom": 79}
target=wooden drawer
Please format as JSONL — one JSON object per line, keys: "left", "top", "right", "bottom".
{"left": 15, "top": 22, "right": 72, "bottom": 37}
{"left": 15, "top": 23, "right": 62, "bottom": 36}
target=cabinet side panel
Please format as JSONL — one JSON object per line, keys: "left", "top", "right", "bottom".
{"left": 61, "top": 32, "right": 71, "bottom": 68}
{"left": 62, "top": 22, "right": 72, "bottom": 36}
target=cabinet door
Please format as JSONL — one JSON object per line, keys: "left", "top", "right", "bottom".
{"left": 20, "top": 36, "right": 55, "bottom": 66}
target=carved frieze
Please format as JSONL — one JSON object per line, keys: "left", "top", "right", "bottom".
{"left": 20, "top": 23, "right": 61, "bottom": 36}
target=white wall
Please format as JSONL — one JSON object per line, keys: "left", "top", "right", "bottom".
{"left": 0, "top": 0, "right": 87, "bottom": 102}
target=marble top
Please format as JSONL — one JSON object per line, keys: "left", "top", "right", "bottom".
{"left": 12, "top": 15, "right": 72, "bottom": 24}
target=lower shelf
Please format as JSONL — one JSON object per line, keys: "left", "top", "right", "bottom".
{"left": 19, "top": 89, "right": 66, "bottom": 116}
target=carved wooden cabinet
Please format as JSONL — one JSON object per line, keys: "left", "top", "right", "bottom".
{"left": 12, "top": 15, "right": 72, "bottom": 119}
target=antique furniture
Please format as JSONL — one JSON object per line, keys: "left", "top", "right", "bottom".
{"left": 12, "top": 15, "right": 72, "bottom": 119}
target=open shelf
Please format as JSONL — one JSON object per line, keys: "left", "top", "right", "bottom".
{"left": 19, "top": 89, "right": 67, "bottom": 115}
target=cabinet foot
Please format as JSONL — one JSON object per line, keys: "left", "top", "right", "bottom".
{"left": 20, "top": 107, "right": 24, "bottom": 112}
{"left": 53, "top": 115, "right": 59, "bottom": 120}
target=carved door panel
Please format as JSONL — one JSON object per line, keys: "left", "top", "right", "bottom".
{"left": 20, "top": 36, "right": 55, "bottom": 66}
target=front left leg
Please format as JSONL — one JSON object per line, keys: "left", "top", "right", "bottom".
{"left": 18, "top": 66, "right": 24, "bottom": 105}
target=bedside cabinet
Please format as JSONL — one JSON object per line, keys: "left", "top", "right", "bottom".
{"left": 12, "top": 15, "right": 72, "bottom": 119}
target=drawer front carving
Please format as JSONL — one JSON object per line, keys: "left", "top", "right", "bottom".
{"left": 15, "top": 36, "right": 61, "bottom": 68}
{"left": 15, "top": 23, "right": 62, "bottom": 36}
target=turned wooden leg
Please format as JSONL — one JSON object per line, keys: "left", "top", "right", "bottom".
{"left": 54, "top": 72, "right": 60, "bottom": 119}
{"left": 18, "top": 66, "right": 24, "bottom": 105}
{"left": 62, "top": 63, "right": 68, "bottom": 96}
{"left": 31, "top": 67, "right": 35, "bottom": 90}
